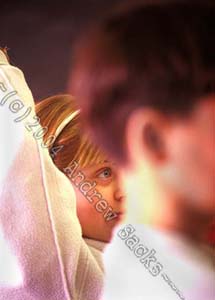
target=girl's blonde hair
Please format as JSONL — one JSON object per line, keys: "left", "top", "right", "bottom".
{"left": 35, "top": 94, "right": 107, "bottom": 171}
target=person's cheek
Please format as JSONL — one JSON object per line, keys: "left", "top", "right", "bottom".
{"left": 96, "top": 183, "right": 115, "bottom": 208}
{"left": 195, "top": 131, "right": 215, "bottom": 188}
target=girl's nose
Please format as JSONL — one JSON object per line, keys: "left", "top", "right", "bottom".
{"left": 114, "top": 188, "right": 125, "bottom": 202}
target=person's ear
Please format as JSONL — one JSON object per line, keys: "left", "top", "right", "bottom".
{"left": 125, "top": 108, "right": 167, "bottom": 167}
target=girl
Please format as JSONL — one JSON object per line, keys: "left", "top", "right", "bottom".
{"left": 35, "top": 94, "right": 125, "bottom": 243}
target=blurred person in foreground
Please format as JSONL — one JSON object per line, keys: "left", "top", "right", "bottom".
{"left": 70, "top": 1, "right": 215, "bottom": 299}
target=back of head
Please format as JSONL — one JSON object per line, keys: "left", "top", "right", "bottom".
{"left": 70, "top": 0, "right": 215, "bottom": 164}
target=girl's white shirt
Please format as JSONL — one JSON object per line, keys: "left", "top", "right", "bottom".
{"left": 0, "top": 50, "right": 105, "bottom": 300}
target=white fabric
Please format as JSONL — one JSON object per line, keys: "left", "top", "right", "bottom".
{"left": 102, "top": 224, "right": 215, "bottom": 300}
{"left": 0, "top": 50, "right": 104, "bottom": 300}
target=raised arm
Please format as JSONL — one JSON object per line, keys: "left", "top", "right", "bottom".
{"left": 0, "top": 50, "right": 82, "bottom": 300}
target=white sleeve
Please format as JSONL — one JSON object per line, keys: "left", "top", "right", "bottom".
{"left": 0, "top": 50, "right": 83, "bottom": 300}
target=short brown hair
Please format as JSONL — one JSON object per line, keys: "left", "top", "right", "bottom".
{"left": 70, "top": 1, "right": 215, "bottom": 164}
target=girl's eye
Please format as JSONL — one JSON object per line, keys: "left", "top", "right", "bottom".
{"left": 97, "top": 167, "right": 112, "bottom": 179}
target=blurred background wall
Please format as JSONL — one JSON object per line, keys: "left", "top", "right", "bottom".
{"left": 0, "top": 0, "right": 120, "bottom": 101}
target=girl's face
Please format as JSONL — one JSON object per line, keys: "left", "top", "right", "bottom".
{"left": 70, "top": 161, "right": 125, "bottom": 243}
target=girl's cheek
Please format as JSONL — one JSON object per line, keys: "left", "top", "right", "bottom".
{"left": 96, "top": 176, "right": 114, "bottom": 187}
{"left": 97, "top": 183, "right": 115, "bottom": 203}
